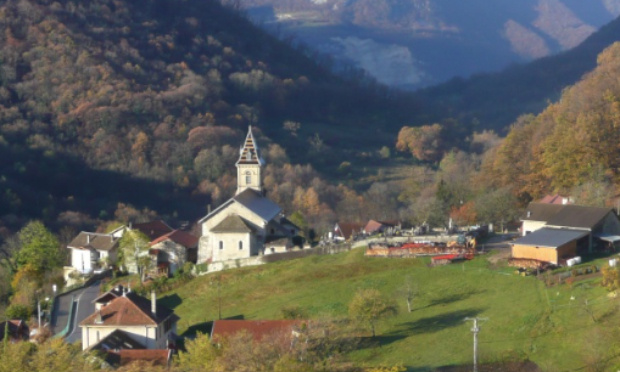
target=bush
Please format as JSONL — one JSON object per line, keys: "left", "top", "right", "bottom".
{"left": 571, "top": 269, "right": 578, "bottom": 277}
{"left": 601, "top": 265, "right": 620, "bottom": 291}
{"left": 6, "top": 304, "right": 32, "bottom": 320}
{"left": 281, "top": 305, "right": 307, "bottom": 320}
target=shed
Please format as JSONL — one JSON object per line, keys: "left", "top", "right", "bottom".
{"left": 511, "top": 228, "right": 588, "bottom": 265}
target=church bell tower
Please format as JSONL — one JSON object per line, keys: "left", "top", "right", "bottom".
{"left": 236, "top": 126, "right": 264, "bottom": 195}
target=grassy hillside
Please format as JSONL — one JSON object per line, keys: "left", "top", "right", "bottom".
{"left": 161, "top": 248, "right": 620, "bottom": 371}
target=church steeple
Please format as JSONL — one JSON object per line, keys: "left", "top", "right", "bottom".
{"left": 236, "top": 126, "right": 264, "bottom": 194}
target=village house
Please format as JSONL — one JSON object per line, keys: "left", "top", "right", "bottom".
{"left": 67, "top": 227, "right": 124, "bottom": 275}
{"left": 514, "top": 203, "right": 620, "bottom": 264}
{"left": 364, "top": 220, "right": 400, "bottom": 236}
{"left": 80, "top": 289, "right": 179, "bottom": 351}
{"left": 148, "top": 229, "right": 198, "bottom": 275}
{"left": 333, "top": 222, "right": 364, "bottom": 242}
{"left": 197, "top": 127, "right": 299, "bottom": 263}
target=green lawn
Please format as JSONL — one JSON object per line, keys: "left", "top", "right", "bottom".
{"left": 161, "top": 249, "right": 620, "bottom": 371}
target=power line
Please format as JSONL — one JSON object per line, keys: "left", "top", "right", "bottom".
{"left": 465, "top": 317, "right": 488, "bottom": 372}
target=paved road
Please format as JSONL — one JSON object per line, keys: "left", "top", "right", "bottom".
{"left": 51, "top": 281, "right": 101, "bottom": 344}
{"left": 481, "top": 233, "right": 518, "bottom": 250}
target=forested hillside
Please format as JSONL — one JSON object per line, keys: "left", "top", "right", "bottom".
{"left": 481, "top": 41, "right": 620, "bottom": 203}
{"left": 0, "top": 0, "right": 420, "bottom": 233}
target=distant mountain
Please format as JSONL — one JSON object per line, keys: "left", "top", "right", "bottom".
{"left": 232, "top": 0, "right": 620, "bottom": 89}
{"left": 412, "top": 14, "right": 620, "bottom": 131}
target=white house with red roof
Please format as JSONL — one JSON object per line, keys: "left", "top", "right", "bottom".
{"left": 80, "top": 290, "right": 178, "bottom": 351}
{"left": 197, "top": 127, "right": 299, "bottom": 263}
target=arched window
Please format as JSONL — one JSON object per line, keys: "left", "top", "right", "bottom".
{"left": 245, "top": 171, "right": 251, "bottom": 185}
{"left": 219, "top": 241, "right": 223, "bottom": 250}
{"left": 239, "top": 241, "right": 243, "bottom": 250}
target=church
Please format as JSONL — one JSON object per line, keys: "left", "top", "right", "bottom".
{"left": 197, "top": 127, "right": 299, "bottom": 263}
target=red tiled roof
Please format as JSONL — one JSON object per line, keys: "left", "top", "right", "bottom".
{"left": 80, "top": 293, "right": 178, "bottom": 327}
{"left": 109, "top": 349, "right": 171, "bottom": 366}
{"left": 149, "top": 229, "right": 198, "bottom": 248}
{"left": 539, "top": 194, "right": 572, "bottom": 205}
{"left": 335, "top": 222, "right": 364, "bottom": 240}
{"left": 210, "top": 320, "right": 300, "bottom": 342}
{"left": 132, "top": 220, "right": 173, "bottom": 241}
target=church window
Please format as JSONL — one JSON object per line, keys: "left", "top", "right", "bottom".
{"left": 246, "top": 151, "right": 252, "bottom": 161}
{"left": 239, "top": 241, "right": 243, "bottom": 250}
{"left": 219, "top": 241, "right": 223, "bottom": 250}
{"left": 245, "top": 171, "right": 251, "bottom": 185}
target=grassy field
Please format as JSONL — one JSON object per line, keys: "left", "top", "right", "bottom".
{"left": 160, "top": 248, "right": 620, "bottom": 371}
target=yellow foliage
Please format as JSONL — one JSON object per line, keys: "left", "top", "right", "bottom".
{"left": 366, "top": 366, "right": 406, "bottom": 372}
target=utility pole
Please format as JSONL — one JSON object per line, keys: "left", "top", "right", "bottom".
{"left": 464, "top": 317, "right": 488, "bottom": 372}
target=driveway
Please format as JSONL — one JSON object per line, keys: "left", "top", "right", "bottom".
{"left": 480, "top": 233, "right": 517, "bottom": 250}
{"left": 51, "top": 281, "right": 101, "bottom": 344}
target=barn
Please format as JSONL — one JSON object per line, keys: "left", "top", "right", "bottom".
{"left": 511, "top": 228, "right": 588, "bottom": 265}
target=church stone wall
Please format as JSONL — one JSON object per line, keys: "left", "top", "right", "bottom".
{"left": 211, "top": 232, "right": 252, "bottom": 262}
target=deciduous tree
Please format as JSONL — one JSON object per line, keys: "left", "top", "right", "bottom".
{"left": 348, "top": 289, "right": 397, "bottom": 337}
{"left": 16, "top": 221, "right": 62, "bottom": 274}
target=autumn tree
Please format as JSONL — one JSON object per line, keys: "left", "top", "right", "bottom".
{"left": 175, "top": 332, "right": 219, "bottom": 371}
{"left": 348, "top": 289, "right": 397, "bottom": 337}
{"left": 475, "top": 187, "right": 521, "bottom": 232}
{"left": 395, "top": 124, "right": 444, "bottom": 162}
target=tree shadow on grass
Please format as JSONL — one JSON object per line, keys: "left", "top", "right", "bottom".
{"left": 158, "top": 293, "right": 182, "bottom": 309}
{"left": 181, "top": 321, "right": 212, "bottom": 339}
{"left": 419, "top": 289, "right": 486, "bottom": 310}
{"left": 397, "top": 308, "right": 485, "bottom": 335}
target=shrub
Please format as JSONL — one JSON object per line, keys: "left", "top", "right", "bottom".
{"left": 601, "top": 265, "right": 620, "bottom": 291}
{"left": 6, "top": 304, "right": 32, "bottom": 320}
{"left": 281, "top": 305, "right": 307, "bottom": 320}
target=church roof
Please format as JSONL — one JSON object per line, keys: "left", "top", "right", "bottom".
{"left": 236, "top": 126, "right": 265, "bottom": 166}
{"left": 198, "top": 188, "right": 282, "bottom": 225}
{"left": 211, "top": 215, "right": 256, "bottom": 233}
{"left": 234, "top": 188, "right": 281, "bottom": 221}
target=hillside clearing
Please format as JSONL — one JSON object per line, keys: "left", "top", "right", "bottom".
{"left": 161, "top": 248, "right": 620, "bottom": 371}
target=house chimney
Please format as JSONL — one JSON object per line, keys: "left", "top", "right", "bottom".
{"left": 95, "top": 311, "right": 103, "bottom": 324}
{"left": 208, "top": 204, "right": 212, "bottom": 214}
{"left": 86, "top": 234, "right": 90, "bottom": 244}
{"left": 151, "top": 290, "right": 157, "bottom": 316}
